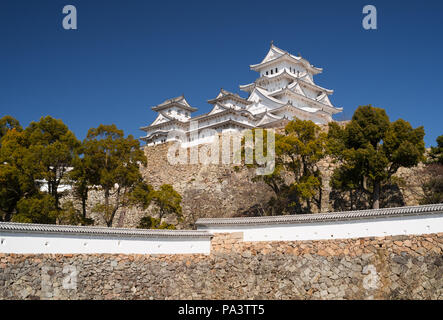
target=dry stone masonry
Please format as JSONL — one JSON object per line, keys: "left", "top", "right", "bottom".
{"left": 3, "top": 199, "right": 441, "bottom": 300}
{"left": 61, "top": 130, "right": 430, "bottom": 230}
{"left": 0, "top": 232, "right": 441, "bottom": 300}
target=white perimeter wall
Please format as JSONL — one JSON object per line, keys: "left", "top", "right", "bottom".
{"left": 198, "top": 213, "right": 443, "bottom": 242}
{"left": 0, "top": 233, "right": 211, "bottom": 255}
{"left": 3, "top": 213, "right": 442, "bottom": 254}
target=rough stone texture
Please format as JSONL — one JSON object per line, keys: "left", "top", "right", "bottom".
{"left": 136, "top": 142, "right": 428, "bottom": 227}
{"left": 1, "top": 233, "right": 441, "bottom": 300}
{"left": 394, "top": 164, "right": 429, "bottom": 206}
{"left": 138, "top": 142, "right": 276, "bottom": 228}
{"left": 61, "top": 134, "right": 430, "bottom": 229}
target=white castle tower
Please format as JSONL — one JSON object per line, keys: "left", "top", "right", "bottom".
{"left": 141, "top": 43, "right": 342, "bottom": 146}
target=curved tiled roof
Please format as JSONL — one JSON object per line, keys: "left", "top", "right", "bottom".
{"left": 195, "top": 204, "right": 443, "bottom": 227}
{"left": 257, "top": 70, "right": 334, "bottom": 95}
{"left": 250, "top": 45, "right": 323, "bottom": 75}
{"left": 0, "top": 222, "right": 212, "bottom": 239}
{"left": 151, "top": 95, "right": 198, "bottom": 112}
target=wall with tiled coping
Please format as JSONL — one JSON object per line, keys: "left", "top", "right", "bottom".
{"left": 0, "top": 223, "right": 212, "bottom": 255}
{"left": 2, "top": 205, "right": 442, "bottom": 255}
{"left": 0, "top": 232, "right": 441, "bottom": 299}
{"left": 196, "top": 206, "right": 443, "bottom": 242}
{"left": 0, "top": 205, "right": 442, "bottom": 299}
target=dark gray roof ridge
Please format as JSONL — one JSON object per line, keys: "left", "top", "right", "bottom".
{"left": 0, "top": 222, "right": 213, "bottom": 239}
{"left": 195, "top": 204, "right": 443, "bottom": 227}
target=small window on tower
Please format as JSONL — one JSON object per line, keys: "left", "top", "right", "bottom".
{"left": 275, "top": 68, "right": 278, "bottom": 73}
{"left": 266, "top": 71, "right": 268, "bottom": 75}
{"left": 271, "top": 69, "right": 273, "bottom": 75}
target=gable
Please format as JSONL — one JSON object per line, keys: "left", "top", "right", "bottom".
{"left": 208, "top": 104, "right": 227, "bottom": 115}
{"left": 151, "top": 112, "right": 172, "bottom": 126}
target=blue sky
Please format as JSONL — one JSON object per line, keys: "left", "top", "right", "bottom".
{"left": 0, "top": 0, "right": 442, "bottom": 146}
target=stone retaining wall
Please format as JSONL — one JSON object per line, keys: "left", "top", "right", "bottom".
{"left": 1, "top": 232, "right": 442, "bottom": 300}
{"left": 60, "top": 135, "right": 430, "bottom": 229}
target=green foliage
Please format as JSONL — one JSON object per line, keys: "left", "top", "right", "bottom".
{"left": 57, "top": 201, "right": 94, "bottom": 226}
{"left": 0, "top": 161, "right": 23, "bottom": 221}
{"left": 329, "top": 105, "right": 425, "bottom": 209}
{"left": 420, "top": 181, "right": 443, "bottom": 205}
{"left": 428, "top": 134, "right": 443, "bottom": 165}
{"left": 278, "top": 120, "right": 327, "bottom": 213}
{"left": 129, "top": 181, "right": 154, "bottom": 209}
{"left": 137, "top": 184, "right": 182, "bottom": 229}
{"left": 419, "top": 163, "right": 443, "bottom": 205}
{"left": 0, "top": 116, "right": 182, "bottom": 227}
{"left": 68, "top": 145, "right": 100, "bottom": 219}
{"left": 420, "top": 179, "right": 443, "bottom": 205}
{"left": 138, "top": 216, "right": 175, "bottom": 229}
{"left": 0, "top": 115, "right": 22, "bottom": 142}
{"left": 151, "top": 184, "right": 182, "bottom": 220}
{"left": 251, "top": 120, "right": 327, "bottom": 215}
{"left": 24, "top": 116, "right": 81, "bottom": 208}
{"left": 346, "top": 106, "right": 390, "bottom": 149}
{"left": 0, "top": 120, "right": 41, "bottom": 220}
{"left": 0, "top": 125, "right": 40, "bottom": 196}
{"left": 12, "top": 194, "right": 58, "bottom": 224}
{"left": 0, "top": 116, "right": 81, "bottom": 222}
{"left": 420, "top": 135, "right": 443, "bottom": 204}
{"left": 82, "top": 124, "right": 152, "bottom": 226}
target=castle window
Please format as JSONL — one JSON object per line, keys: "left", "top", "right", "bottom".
{"left": 275, "top": 68, "right": 278, "bottom": 73}
{"left": 271, "top": 69, "right": 273, "bottom": 75}
{"left": 266, "top": 71, "right": 268, "bottom": 75}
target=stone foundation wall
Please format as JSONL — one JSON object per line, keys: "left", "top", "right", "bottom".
{"left": 137, "top": 142, "right": 276, "bottom": 228}
{"left": 1, "top": 232, "right": 441, "bottom": 300}
{"left": 122, "top": 142, "right": 427, "bottom": 228}
{"left": 59, "top": 131, "right": 430, "bottom": 229}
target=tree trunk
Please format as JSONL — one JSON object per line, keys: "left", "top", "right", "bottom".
{"left": 372, "top": 180, "right": 380, "bottom": 209}
{"left": 81, "top": 195, "right": 87, "bottom": 219}
{"left": 294, "top": 196, "right": 303, "bottom": 214}
{"left": 104, "top": 188, "right": 110, "bottom": 226}
{"left": 3, "top": 211, "right": 12, "bottom": 222}
{"left": 350, "top": 190, "right": 354, "bottom": 210}
{"left": 54, "top": 189, "right": 60, "bottom": 210}
{"left": 106, "top": 188, "right": 120, "bottom": 227}
{"left": 107, "top": 206, "right": 119, "bottom": 227}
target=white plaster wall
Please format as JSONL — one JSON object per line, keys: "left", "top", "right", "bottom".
{"left": 40, "top": 183, "right": 72, "bottom": 192}
{"left": 291, "top": 63, "right": 305, "bottom": 75}
{"left": 0, "top": 233, "right": 211, "bottom": 254}
{"left": 163, "top": 107, "right": 190, "bottom": 122}
{"left": 223, "top": 99, "right": 246, "bottom": 109}
{"left": 260, "top": 61, "right": 307, "bottom": 78}
{"left": 262, "top": 79, "right": 284, "bottom": 93}
{"left": 302, "top": 87, "right": 319, "bottom": 99}
{"left": 181, "top": 135, "right": 216, "bottom": 148}
{"left": 198, "top": 213, "right": 443, "bottom": 242}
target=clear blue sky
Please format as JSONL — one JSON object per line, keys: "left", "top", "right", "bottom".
{"left": 0, "top": 0, "right": 442, "bottom": 146}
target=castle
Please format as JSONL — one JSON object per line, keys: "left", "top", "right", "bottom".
{"left": 140, "top": 43, "right": 342, "bottom": 146}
